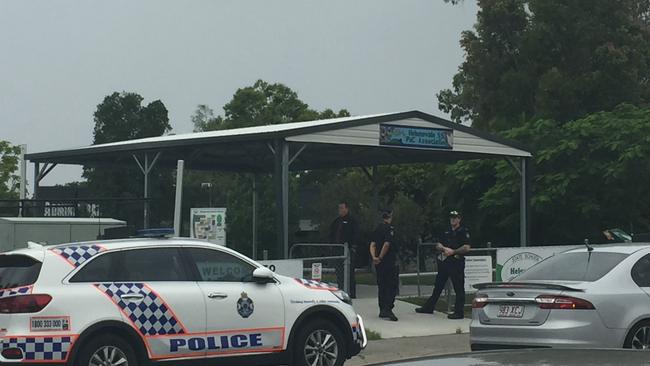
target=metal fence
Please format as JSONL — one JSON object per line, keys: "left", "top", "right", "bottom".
{"left": 415, "top": 241, "right": 498, "bottom": 312}
{"left": 290, "top": 243, "right": 351, "bottom": 293}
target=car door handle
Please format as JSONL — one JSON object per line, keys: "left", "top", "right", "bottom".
{"left": 120, "top": 293, "right": 145, "bottom": 302}
{"left": 208, "top": 292, "right": 228, "bottom": 299}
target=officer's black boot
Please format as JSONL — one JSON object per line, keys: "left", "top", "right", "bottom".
{"left": 387, "top": 310, "right": 398, "bottom": 322}
{"left": 415, "top": 307, "right": 433, "bottom": 314}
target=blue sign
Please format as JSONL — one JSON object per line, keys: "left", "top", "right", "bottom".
{"left": 379, "top": 124, "right": 453, "bottom": 150}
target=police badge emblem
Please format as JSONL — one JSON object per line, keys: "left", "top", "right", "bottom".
{"left": 237, "top": 292, "right": 254, "bottom": 318}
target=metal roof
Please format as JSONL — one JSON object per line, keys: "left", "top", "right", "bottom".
{"left": 26, "top": 110, "right": 532, "bottom": 172}
{"left": 0, "top": 217, "right": 126, "bottom": 225}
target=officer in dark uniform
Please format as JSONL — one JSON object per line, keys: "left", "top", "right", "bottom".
{"left": 416, "top": 210, "right": 471, "bottom": 319}
{"left": 370, "top": 210, "right": 399, "bottom": 321}
{"left": 329, "top": 201, "right": 359, "bottom": 298}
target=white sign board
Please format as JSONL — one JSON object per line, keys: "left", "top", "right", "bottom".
{"left": 496, "top": 245, "right": 578, "bottom": 282}
{"left": 465, "top": 256, "right": 493, "bottom": 292}
{"left": 259, "top": 259, "right": 303, "bottom": 279}
{"left": 311, "top": 262, "right": 323, "bottom": 281}
{"left": 190, "top": 208, "right": 226, "bottom": 246}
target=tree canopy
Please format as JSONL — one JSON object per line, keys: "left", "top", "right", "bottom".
{"left": 439, "top": 0, "right": 650, "bottom": 132}
{"left": 83, "top": 92, "right": 173, "bottom": 228}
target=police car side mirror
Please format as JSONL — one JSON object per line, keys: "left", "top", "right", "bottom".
{"left": 252, "top": 267, "right": 275, "bottom": 284}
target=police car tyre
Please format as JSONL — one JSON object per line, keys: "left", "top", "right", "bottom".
{"left": 75, "top": 334, "right": 138, "bottom": 366}
{"left": 624, "top": 320, "right": 650, "bottom": 350}
{"left": 293, "top": 319, "right": 346, "bottom": 366}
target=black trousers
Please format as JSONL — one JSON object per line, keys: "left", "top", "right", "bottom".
{"left": 376, "top": 263, "right": 399, "bottom": 313}
{"left": 421, "top": 259, "right": 465, "bottom": 315}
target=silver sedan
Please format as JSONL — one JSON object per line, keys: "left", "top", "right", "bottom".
{"left": 471, "top": 244, "right": 650, "bottom": 350}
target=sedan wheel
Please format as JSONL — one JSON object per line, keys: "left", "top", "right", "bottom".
{"left": 631, "top": 326, "right": 650, "bottom": 350}
{"left": 304, "top": 329, "right": 339, "bottom": 366}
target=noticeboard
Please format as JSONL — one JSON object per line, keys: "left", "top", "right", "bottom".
{"left": 190, "top": 207, "right": 227, "bottom": 246}
{"left": 465, "top": 256, "right": 493, "bottom": 292}
{"left": 379, "top": 124, "right": 453, "bottom": 150}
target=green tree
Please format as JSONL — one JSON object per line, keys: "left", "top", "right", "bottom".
{"left": 0, "top": 141, "right": 21, "bottom": 200}
{"left": 187, "top": 80, "right": 349, "bottom": 257}
{"left": 191, "top": 80, "right": 349, "bottom": 131}
{"left": 439, "top": 0, "right": 650, "bottom": 131}
{"left": 476, "top": 104, "right": 650, "bottom": 243}
{"left": 83, "top": 92, "right": 173, "bottom": 227}
{"left": 432, "top": 0, "right": 650, "bottom": 246}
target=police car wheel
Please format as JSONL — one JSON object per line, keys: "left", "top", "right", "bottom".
{"left": 76, "top": 334, "right": 138, "bottom": 366}
{"left": 294, "top": 320, "right": 346, "bottom": 366}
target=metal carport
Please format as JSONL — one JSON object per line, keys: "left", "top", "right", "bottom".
{"left": 26, "top": 110, "right": 532, "bottom": 258}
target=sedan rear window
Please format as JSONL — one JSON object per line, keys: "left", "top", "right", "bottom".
{"left": 0, "top": 255, "right": 42, "bottom": 289}
{"left": 515, "top": 252, "right": 628, "bottom": 282}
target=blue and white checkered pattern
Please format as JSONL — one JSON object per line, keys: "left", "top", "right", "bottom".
{"left": 1, "top": 336, "right": 73, "bottom": 362}
{"left": 0, "top": 285, "right": 32, "bottom": 299}
{"left": 295, "top": 278, "right": 339, "bottom": 291}
{"left": 96, "top": 283, "right": 185, "bottom": 336}
{"left": 51, "top": 245, "right": 104, "bottom": 267}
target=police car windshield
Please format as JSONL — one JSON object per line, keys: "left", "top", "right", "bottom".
{"left": 0, "top": 255, "right": 42, "bottom": 289}
{"left": 515, "top": 252, "right": 628, "bottom": 282}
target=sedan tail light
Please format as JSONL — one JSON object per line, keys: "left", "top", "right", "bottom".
{"left": 0, "top": 295, "right": 52, "bottom": 313}
{"left": 472, "top": 294, "right": 489, "bottom": 309}
{"left": 535, "top": 295, "right": 594, "bottom": 310}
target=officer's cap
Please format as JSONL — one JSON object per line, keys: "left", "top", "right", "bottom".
{"left": 449, "top": 210, "right": 461, "bottom": 218}
{"left": 381, "top": 210, "right": 393, "bottom": 219}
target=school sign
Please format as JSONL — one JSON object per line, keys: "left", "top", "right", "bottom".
{"left": 495, "top": 245, "right": 579, "bottom": 282}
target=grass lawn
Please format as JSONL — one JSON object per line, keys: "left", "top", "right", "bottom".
{"left": 364, "top": 328, "right": 382, "bottom": 341}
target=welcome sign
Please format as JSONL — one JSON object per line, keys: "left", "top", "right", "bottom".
{"left": 379, "top": 124, "right": 453, "bottom": 150}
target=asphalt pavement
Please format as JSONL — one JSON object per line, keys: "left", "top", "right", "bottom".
{"left": 348, "top": 334, "right": 471, "bottom": 366}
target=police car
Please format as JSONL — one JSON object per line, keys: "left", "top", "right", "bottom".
{"left": 0, "top": 238, "right": 366, "bottom": 366}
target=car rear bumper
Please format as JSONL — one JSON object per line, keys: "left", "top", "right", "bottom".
{"left": 470, "top": 311, "right": 626, "bottom": 350}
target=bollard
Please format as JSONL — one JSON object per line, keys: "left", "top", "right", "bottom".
{"left": 343, "top": 243, "right": 350, "bottom": 294}
{"left": 263, "top": 250, "right": 269, "bottom": 261}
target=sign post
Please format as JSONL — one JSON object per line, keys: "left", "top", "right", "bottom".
{"left": 311, "top": 262, "right": 323, "bottom": 281}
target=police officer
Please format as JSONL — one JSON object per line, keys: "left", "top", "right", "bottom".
{"left": 416, "top": 210, "right": 471, "bottom": 319}
{"left": 370, "top": 210, "right": 399, "bottom": 321}
{"left": 329, "top": 201, "right": 359, "bottom": 298}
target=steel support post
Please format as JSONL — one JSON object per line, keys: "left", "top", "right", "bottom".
{"left": 33, "top": 162, "right": 40, "bottom": 199}
{"left": 274, "top": 140, "right": 290, "bottom": 259}
{"left": 520, "top": 158, "right": 529, "bottom": 247}
{"left": 19, "top": 145, "right": 26, "bottom": 217}
{"left": 143, "top": 154, "right": 150, "bottom": 229}
{"left": 252, "top": 174, "right": 258, "bottom": 260}
{"left": 344, "top": 243, "right": 351, "bottom": 294}
{"left": 173, "top": 160, "right": 184, "bottom": 236}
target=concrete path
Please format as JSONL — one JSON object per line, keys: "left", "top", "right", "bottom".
{"left": 348, "top": 334, "right": 471, "bottom": 366}
{"left": 354, "top": 284, "right": 471, "bottom": 339}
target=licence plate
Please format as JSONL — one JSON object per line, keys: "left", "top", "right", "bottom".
{"left": 497, "top": 304, "right": 525, "bottom": 318}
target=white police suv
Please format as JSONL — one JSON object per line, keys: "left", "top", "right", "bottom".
{"left": 0, "top": 238, "right": 366, "bottom": 366}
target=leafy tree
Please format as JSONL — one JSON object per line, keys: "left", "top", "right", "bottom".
{"left": 191, "top": 80, "right": 349, "bottom": 131}
{"left": 191, "top": 104, "right": 224, "bottom": 132}
{"left": 481, "top": 104, "right": 650, "bottom": 243}
{"left": 439, "top": 0, "right": 650, "bottom": 131}
{"left": 0, "top": 141, "right": 21, "bottom": 200}
{"left": 83, "top": 92, "right": 173, "bottom": 227}
{"left": 187, "top": 80, "right": 349, "bottom": 258}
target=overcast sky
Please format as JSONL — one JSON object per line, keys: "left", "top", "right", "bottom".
{"left": 0, "top": 0, "right": 478, "bottom": 187}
